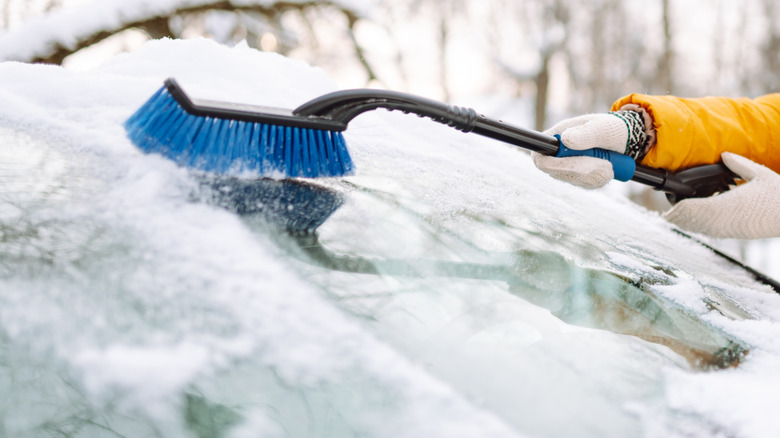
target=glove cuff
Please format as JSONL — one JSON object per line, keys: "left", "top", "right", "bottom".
{"left": 610, "top": 110, "right": 649, "bottom": 161}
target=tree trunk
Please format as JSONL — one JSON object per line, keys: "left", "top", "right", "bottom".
{"left": 534, "top": 52, "right": 551, "bottom": 132}
{"left": 657, "top": 0, "right": 674, "bottom": 94}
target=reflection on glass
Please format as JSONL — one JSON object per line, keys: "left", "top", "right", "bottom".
{"left": 288, "top": 233, "right": 745, "bottom": 370}
{"left": 208, "top": 176, "right": 747, "bottom": 371}
{"left": 0, "top": 129, "right": 751, "bottom": 438}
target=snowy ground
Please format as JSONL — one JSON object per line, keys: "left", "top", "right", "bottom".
{"left": 2, "top": 39, "right": 780, "bottom": 437}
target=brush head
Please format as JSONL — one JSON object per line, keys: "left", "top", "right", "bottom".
{"left": 124, "top": 80, "right": 354, "bottom": 178}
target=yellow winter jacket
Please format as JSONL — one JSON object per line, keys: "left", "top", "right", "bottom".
{"left": 611, "top": 93, "right": 780, "bottom": 174}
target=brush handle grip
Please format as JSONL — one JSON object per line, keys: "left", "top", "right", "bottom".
{"left": 553, "top": 135, "right": 636, "bottom": 182}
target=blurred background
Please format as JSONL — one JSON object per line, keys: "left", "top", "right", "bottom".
{"left": 2, "top": 0, "right": 779, "bottom": 271}
{"left": 3, "top": 0, "right": 780, "bottom": 128}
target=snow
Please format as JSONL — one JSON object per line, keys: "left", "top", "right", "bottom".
{"left": 0, "top": 38, "right": 523, "bottom": 438}
{"left": 0, "top": 0, "right": 376, "bottom": 62}
{"left": 2, "top": 37, "right": 780, "bottom": 437}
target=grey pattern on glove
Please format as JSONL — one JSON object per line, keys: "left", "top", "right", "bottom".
{"left": 611, "top": 110, "right": 649, "bottom": 160}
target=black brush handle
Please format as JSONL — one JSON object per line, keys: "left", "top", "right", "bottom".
{"left": 164, "top": 78, "right": 347, "bottom": 131}
{"left": 296, "top": 89, "right": 738, "bottom": 203}
{"left": 295, "top": 88, "right": 479, "bottom": 132}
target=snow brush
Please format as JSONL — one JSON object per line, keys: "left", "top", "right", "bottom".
{"left": 125, "top": 78, "right": 737, "bottom": 203}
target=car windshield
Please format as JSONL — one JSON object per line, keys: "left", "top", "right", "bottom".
{"left": 1, "top": 39, "right": 778, "bottom": 438}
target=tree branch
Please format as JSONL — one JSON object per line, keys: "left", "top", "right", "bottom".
{"left": 23, "top": 1, "right": 353, "bottom": 65}
{"left": 342, "top": 9, "right": 380, "bottom": 84}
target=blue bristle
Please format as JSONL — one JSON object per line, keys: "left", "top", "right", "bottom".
{"left": 235, "top": 121, "right": 253, "bottom": 172}
{"left": 302, "top": 128, "right": 315, "bottom": 177}
{"left": 298, "top": 128, "right": 311, "bottom": 177}
{"left": 316, "top": 130, "right": 334, "bottom": 176}
{"left": 125, "top": 85, "right": 355, "bottom": 178}
{"left": 306, "top": 130, "right": 320, "bottom": 176}
{"left": 209, "top": 119, "right": 229, "bottom": 171}
{"left": 248, "top": 123, "right": 262, "bottom": 172}
{"left": 334, "top": 132, "right": 353, "bottom": 174}
{"left": 281, "top": 126, "right": 292, "bottom": 175}
{"left": 291, "top": 128, "right": 302, "bottom": 176}
{"left": 261, "top": 124, "right": 273, "bottom": 172}
{"left": 271, "top": 125, "right": 282, "bottom": 173}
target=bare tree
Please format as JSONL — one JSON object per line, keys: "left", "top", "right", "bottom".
{"left": 7, "top": 0, "right": 779, "bottom": 120}
{"left": 759, "top": 0, "right": 780, "bottom": 93}
{"left": 655, "top": 0, "right": 675, "bottom": 95}
{"left": 0, "top": 0, "right": 383, "bottom": 87}
{"left": 383, "top": 0, "right": 467, "bottom": 101}
{"left": 488, "top": 0, "right": 569, "bottom": 130}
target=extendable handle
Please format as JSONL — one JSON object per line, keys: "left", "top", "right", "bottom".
{"left": 294, "top": 88, "right": 737, "bottom": 202}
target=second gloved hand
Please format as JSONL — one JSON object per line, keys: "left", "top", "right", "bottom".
{"left": 664, "top": 152, "right": 780, "bottom": 239}
{"left": 533, "top": 112, "right": 645, "bottom": 189}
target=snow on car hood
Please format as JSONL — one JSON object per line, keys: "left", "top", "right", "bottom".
{"left": 1, "top": 38, "right": 780, "bottom": 438}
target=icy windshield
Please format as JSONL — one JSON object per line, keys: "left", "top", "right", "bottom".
{"left": 1, "top": 39, "right": 779, "bottom": 438}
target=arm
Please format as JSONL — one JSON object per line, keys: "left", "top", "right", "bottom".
{"left": 535, "top": 93, "right": 780, "bottom": 239}
{"left": 610, "top": 93, "right": 780, "bottom": 239}
{"left": 611, "top": 93, "right": 780, "bottom": 173}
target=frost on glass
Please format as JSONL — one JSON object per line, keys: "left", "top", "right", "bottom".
{"left": 225, "top": 177, "right": 745, "bottom": 371}
{"left": 209, "top": 175, "right": 751, "bottom": 437}
{"left": 0, "top": 127, "right": 520, "bottom": 438}
{"left": 0, "top": 123, "right": 754, "bottom": 438}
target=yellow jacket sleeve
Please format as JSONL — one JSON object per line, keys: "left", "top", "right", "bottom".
{"left": 611, "top": 93, "right": 780, "bottom": 173}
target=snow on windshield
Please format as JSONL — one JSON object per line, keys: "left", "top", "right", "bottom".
{"left": 1, "top": 38, "right": 780, "bottom": 438}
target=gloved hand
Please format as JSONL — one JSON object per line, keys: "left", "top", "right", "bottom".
{"left": 533, "top": 111, "right": 647, "bottom": 189}
{"left": 664, "top": 152, "right": 780, "bottom": 239}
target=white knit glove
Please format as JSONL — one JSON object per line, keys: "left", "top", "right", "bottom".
{"left": 664, "top": 152, "right": 780, "bottom": 239}
{"left": 533, "top": 113, "right": 632, "bottom": 189}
